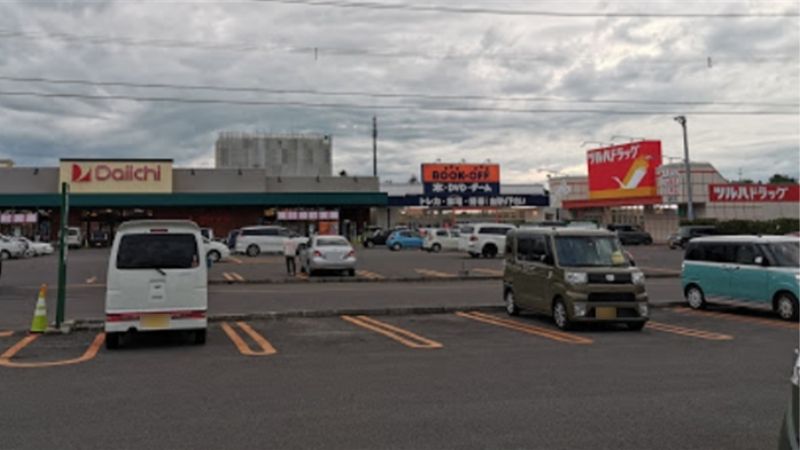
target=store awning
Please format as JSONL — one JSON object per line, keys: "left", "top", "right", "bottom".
{"left": 562, "top": 196, "right": 663, "bottom": 209}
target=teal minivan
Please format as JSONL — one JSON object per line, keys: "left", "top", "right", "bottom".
{"left": 681, "top": 236, "right": 800, "bottom": 320}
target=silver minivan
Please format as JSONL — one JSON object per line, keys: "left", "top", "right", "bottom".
{"left": 235, "top": 225, "right": 295, "bottom": 256}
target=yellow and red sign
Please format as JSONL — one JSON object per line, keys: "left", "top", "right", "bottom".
{"left": 587, "top": 141, "right": 662, "bottom": 200}
{"left": 59, "top": 159, "right": 173, "bottom": 193}
{"left": 421, "top": 163, "right": 500, "bottom": 184}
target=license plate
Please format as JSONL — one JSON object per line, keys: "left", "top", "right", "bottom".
{"left": 595, "top": 307, "right": 616, "bottom": 320}
{"left": 140, "top": 314, "right": 170, "bottom": 330}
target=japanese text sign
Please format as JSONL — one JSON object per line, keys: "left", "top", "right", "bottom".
{"left": 587, "top": 141, "right": 662, "bottom": 200}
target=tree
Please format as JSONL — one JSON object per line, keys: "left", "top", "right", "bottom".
{"left": 769, "top": 174, "right": 797, "bottom": 184}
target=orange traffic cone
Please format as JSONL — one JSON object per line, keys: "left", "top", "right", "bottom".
{"left": 30, "top": 284, "right": 48, "bottom": 333}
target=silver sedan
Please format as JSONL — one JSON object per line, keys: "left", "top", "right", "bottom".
{"left": 299, "top": 235, "right": 357, "bottom": 276}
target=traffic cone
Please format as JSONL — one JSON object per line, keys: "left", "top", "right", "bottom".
{"left": 30, "top": 284, "right": 48, "bottom": 333}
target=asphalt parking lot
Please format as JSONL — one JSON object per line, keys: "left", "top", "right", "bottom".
{"left": 0, "top": 305, "right": 796, "bottom": 450}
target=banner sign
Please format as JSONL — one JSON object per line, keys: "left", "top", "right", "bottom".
{"left": 278, "top": 210, "right": 340, "bottom": 221}
{"left": 421, "top": 163, "right": 500, "bottom": 197}
{"left": 59, "top": 159, "right": 173, "bottom": 194}
{"left": 657, "top": 166, "right": 681, "bottom": 203}
{"left": 389, "top": 194, "right": 549, "bottom": 208}
{"left": 587, "top": 141, "right": 662, "bottom": 200}
{"left": 708, "top": 184, "right": 800, "bottom": 203}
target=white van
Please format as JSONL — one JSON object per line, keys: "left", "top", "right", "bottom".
{"left": 235, "top": 225, "right": 296, "bottom": 256}
{"left": 459, "top": 222, "right": 516, "bottom": 258}
{"left": 105, "top": 220, "right": 208, "bottom": 349}
{"left": 66, "top": 227, "right": 82, "bottom": 249}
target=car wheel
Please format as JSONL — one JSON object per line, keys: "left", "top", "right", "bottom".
{"left": 482, "top": 244, "right": 498, "bottom": 258}
{"left": 685, "top": 285, "right": 706, "bottom": 310}
{"left": 391, "top": 243, "right": 401, "bottom": 251}
{"left": 194, "top": 329, "right": 207, "bottom": 345}
{"left": 246, "top": 245, "right": 260, "bottom": 257}
{"left": 775, "top": 293, "right": 799, "bottom": 321}
{"left": 105, "top": 332, "right": 121, "bottom": 350}
{"left": 432, "top": 243, "right": 442, "bottom": 253}
{"left": 207, "top": 250, "right": 221, "bottom": 263}
{"left": 552, "top": 298, "right": 572, "bottom": 330}
{"left": 626, "top": 322, "right": 646, "bottom": 331}
{"left": 0, "top": 250, "right": 10, "bottom": 260}
{"left": 504, "top": 289, "right": 520, "bottom": 316}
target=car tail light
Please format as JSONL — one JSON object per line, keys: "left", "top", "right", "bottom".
{"left": 346, "top": 250, "right": 356, "bottom": 258}
{"left": 106, "top": 313, "right": 140, "bottom": 322}
{"left": 171, "top": 310, "right": 206, "bottom": 320}
{"left": 149, "top": 228, "right": 168, "bottom": 233}
{"left": 313, "top": 250, "right": 323, "bottom": 258}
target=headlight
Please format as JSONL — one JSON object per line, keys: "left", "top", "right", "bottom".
{"left": 638, "top": 303, "right": 649, "bottom": 317}
{"left": 573, "top": 303, "right": 587, "bottom": 317}
{"left": 632, "top": 271, "right": 646, "bottom": 286}
{"left": 565, "top": 271, "right": 587, "bottom": 285}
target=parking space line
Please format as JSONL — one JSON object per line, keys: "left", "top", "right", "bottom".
{"left": 85, "top": 276, "right": 97, "bottom": 284}
{"left": 0, "top": 333, "right": 105, "bottom": 369}
{"left": 221, "top": 322, "right": 277, "bottom": 356}
{"left": 646, "top": 321, "right": 733, "bottom": 341}
{"left": 414, "top": 268, "right": 455, "bottom": 278}
{"left": 341, "top": 315, "right": 443, "bottom": 349}
{"left": 456, "top": 311, "right": 593, "bottom": 345}
{"left": 222, "top": 272, "right": 235, "bottom": 282}
{"left": 471, "top": 268, "right": 503, "bottom": 276}
{"left": 230, "top": 257, "right": 243, "bottom": 264}
{"left": 356, "top": 270, "right": 385, "bottom": 280}
{"left": 231, "top": 272, "right": 245, "bottom": 282}
{"left": 671, "top": 307, "right": 799, "bottom": 330}
{"left": 0, "top": 331, "right": 13, "bottom": 338}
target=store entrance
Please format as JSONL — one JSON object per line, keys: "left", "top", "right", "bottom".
{"left": 79, "top": 208, "right": 153, "bottom": 247}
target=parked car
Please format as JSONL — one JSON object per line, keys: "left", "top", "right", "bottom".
{"left": 669, "top": 225, "right": 716, "bottom": 249}
{"left": 607, "top": 224, "right": 653, "bottom": 246}
{"left": 682, "top": 235, "right": 799, "bottom": 320}
{"left": 503, "top": 227, "right": 648, "bottom": 330}
{"left": 386, "top": 230, "right": 424, "bottom": 251}
{"left": 226, "top": 229, "right": 240, "bottom": 250}
{"left": 236, "top": 225, "right": 302, "bottom": 257}
{"left": 18, "top": 237, "right": 54, "bottom": 256}
{"left": 423, "top": 228, "right": 461, "bottom": 253}
{"left": 66, "top": 226, "right": 83, "bottom": 249}
{"left": 104, "top": 220, "right": 208, "bottom": 349}
{"left": 0, "top": 235, "right": 26, "bottom": 259}
{"left": 567, "top": 221, "right": 600, "bottom": 229}
{"left": 299, "top": 235, "right": 356, "bottom": 276}
{"left": 204, "top": 237, "right": 231, "bottom": 263}
{"left": 363, "top": 229, "right": 392, "bottom": 248}
{"left": 460, "top": 223, "right": 516, "bottom": 258}
{"left": 88, "top": 230, "right": 111, "bottom": 248}
{"left": 779, "top": 349, "right": 799, "bottom": 450}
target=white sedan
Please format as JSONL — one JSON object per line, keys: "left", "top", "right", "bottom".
{"left": 299, "top": 235, "right": 356, "bottom": 276}
{"left": 204, "top": 238, "right": 231, "bottom": 263}
{"left": 19, "top": 238, "right": 54, "bottom": 256}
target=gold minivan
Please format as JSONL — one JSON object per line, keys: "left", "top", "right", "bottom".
{"left": 503, "top": 227, "right": 649, "bottom": 330}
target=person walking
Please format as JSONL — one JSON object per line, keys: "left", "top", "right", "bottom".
{"left": 283, "top": 236, "right": 298, "bottom": 276}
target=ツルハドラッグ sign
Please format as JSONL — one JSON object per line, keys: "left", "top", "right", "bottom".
{"left": 708, "top": 184, "right": 800, "bottom": 202}
{"left": 587, "top": 141, "right": 662, "bottom": 200}
{"left": 59, "top": 159, "right": 173, "bottom": 193}
{"left": 421, "top": 163, "right": 500, "bottom": 197}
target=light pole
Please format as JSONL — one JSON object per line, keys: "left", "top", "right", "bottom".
{"left": 673, "top": 116, "right": 694, "bottom": 221}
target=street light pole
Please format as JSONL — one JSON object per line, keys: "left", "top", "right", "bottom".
{"left": 674, "top": 116, "right": 695, "bottom": 221}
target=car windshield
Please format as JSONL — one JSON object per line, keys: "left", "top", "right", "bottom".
{"left": 554, "top": 236, "right": 629, "bottom": 267}
{"left": 767, "top": 241, "right": 799, "bottom": 267}
{"left": 316, "top": 237, "right": 349, "bottom": 247}
{"left": 117, "top": 233, "right": 199, "bottom": 269}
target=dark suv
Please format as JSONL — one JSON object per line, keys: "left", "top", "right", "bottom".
{"left": 607, "top": 224, "right": 653, "bottom": 246}
{"left": 669, "top": 225, "right": 716, "bottom": 249}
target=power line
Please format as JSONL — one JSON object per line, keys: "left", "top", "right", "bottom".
{"left": 253, "top": 0, "right": 799, "bottom": 18}
{"left": 0, "top": 89, "right": 795, "bottom": 116}
{"left": 0, "top": 75, "right": 796, "bottom": 108}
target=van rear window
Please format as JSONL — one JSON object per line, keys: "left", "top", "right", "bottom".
{"left": 116, "top": 234, "right": 199, "bottom": 269}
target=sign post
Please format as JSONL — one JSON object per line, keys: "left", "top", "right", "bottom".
{"left": 55, "top": 182, "right": 69, "bottom": 329}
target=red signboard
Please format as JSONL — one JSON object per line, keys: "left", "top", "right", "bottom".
{"left": 421, "top": 163, "right": 500, "bottom": 184}
{"left": 587, "top": 141, "right": 662, "bottom": 200}
{"left": 709, "top": 184, "right": 800, "bottom": 202}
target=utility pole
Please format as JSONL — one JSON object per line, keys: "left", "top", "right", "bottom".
{"left": 674, "top": 116, "right": 695, "bottom": 221}
{"left": 372, "top": 116, "right": 377, "bottom": 177}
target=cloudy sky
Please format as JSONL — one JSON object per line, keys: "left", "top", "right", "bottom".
{"left": 0, "top": 0, "right": 797, "bottom": 185}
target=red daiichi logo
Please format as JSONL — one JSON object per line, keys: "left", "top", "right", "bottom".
{"left": 71, "top": 164, "right": 92, "bottom": 182}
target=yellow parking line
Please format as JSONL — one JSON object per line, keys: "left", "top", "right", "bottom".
{"left": 456, "top": 311, "right": 593, "bottom": 345}
{"left": 415, "top": 268, "right": 455, "bottom": 278}
{"left": 230, "top": 257, "right": 243, "bottom": 264}
{"left": 231, "top": 272, "right": 245, "bottom": 282}
{"left": 0, "top": 333, "right": 105, "bottom": 369}
{"left": 357, "top": 270, "right": 385, "bottom": 280}
{"left": 472, "top": 268, "right": 503, "bottom": 276}
{"left": 672, "top": 307, "right": 799, "bottom": 331}
{"left": 646, "top": 321, "right": 733, "bottom": 341}
{"left": 85, "top": 276, "right": 97, "bottom": 284}
{"left": 221, "top": 322, "right": 277, "bottom": 356}
{"left": 222, "top": 272, "right": 234, "bottom": 282}
{"left": 341, "top": 315, "right": 443, "bottom": 349}
{"left": 0, "top": 331, "right": 13, "bottom": 338}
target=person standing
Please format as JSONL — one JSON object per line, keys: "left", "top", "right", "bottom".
{"left": 283, "top": 236, "right": 298, "bottom": 276}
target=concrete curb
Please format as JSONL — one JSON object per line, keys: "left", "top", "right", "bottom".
{"left": 66, "top": 302, "right": 683, "bottom": 331}
{"left": 209, "top": 272, "right": 679, "bottom": 285}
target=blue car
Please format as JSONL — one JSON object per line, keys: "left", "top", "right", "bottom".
{"left": 386, "top": 230, "right": 424, "bottom": 251}
{"left": 681, "top": 235, "right": 799, "bottom": 320}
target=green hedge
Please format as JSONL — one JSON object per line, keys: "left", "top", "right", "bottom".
{"left": 679, "top": 218, "right": 800, "bottom": 235}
